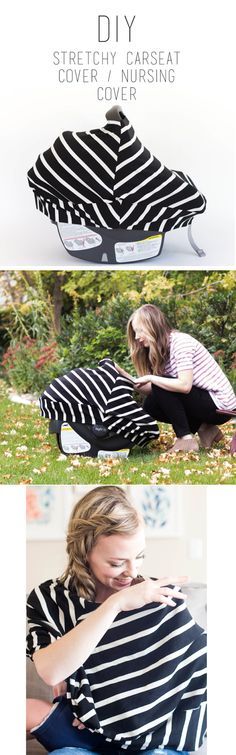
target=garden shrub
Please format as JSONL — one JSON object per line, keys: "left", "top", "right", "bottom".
{"left": 1, "top": 338, "right": 61, "bottom": 393}
{"left": 59, "top": 295, "right": 136, "bottom": 374}
{"left": 1, "top": 272, "right": 235, "bottom": 394}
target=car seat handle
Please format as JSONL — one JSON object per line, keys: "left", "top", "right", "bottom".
{"left": 106, "top": 105, "right": 125, "bottom": 122}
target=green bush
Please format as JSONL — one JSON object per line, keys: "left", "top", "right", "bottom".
{"left": 213, "top": 352, "right": 236, "bottom": 393}
{"left": 1, "top": 272, "right": 235, "bottom": 394}
{"left": 59, "top": 295, "right": 135, "bottom": 373}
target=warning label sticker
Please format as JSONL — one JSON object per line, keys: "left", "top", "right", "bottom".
{"left": 60, "top": 423, "right": 91, "bottom": 454}
{"left": 98, "top": 449, "right": 130, "bottom": 459}
{"left": 115, "top": 235, "right": 162, "bottom": 262}
{"left": 59, "top": 224, "right": 102, "bottom": 251}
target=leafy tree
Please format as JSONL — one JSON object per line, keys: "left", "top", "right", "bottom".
{"left": 1, "top": 270, "right": 235, "bottom": 392}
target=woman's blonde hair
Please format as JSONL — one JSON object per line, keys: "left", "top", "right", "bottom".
{"left": 127, "top": 304, "right": 172, "bottom": 376}
{"left": 61, "top": 486, "right": 141, "bottom": 600}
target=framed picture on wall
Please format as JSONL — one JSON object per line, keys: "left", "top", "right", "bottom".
{"left": 26, "top": 485, "right": 95, "bottom": 540}
{"left": 26, "top": 486, "right": 68, "bottom": 540}
{"left": 26, "top": 485, "right": 183, "bottom": 540}
{"left": 129, "top": 486, "right": 182, "bottom": 537}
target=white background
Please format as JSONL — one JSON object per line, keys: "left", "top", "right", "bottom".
{"left": 0, "top": 485, "right": 235, "bottom": 751}
{"left": 1, "top": 0, "right": 235, "bottom": 267}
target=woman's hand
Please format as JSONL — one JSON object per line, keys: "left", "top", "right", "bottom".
{"left": 134, "top": 374, "right": 153, "bottom": 387}
{"left": 115, "top": 366, "right": 153, "bottom": 393}
{"left": 133, "top": 375, "right": 153, "bottom": 395}
{"left": 72, "top": 718, "right": 85, "bottom": 730}
{"left": 110, "top": 575, "right": 188, "bottom": 613}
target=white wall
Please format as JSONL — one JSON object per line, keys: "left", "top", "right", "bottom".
{"left": 26, "top": 485, "right": 206, "bottom": 592}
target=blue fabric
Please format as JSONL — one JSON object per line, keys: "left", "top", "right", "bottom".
{"left": 50, "top": 750, "right": 101, "bottom": 755}
{"left": 32, "top": 697, "right": 117, "bottom": 753}
{"left": 49, "top": 749, "right": 189, "bottom": 754}
{"left": 50, "top": 751, "right": 100, "bottom": 754}
{"left": 33, "top": 694, "right": 189, "bottom": 755}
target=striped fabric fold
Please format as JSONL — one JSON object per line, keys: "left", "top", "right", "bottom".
{"left": 28, "top": 109, "right": 206, "bottom": 232}
{"left": 27, "top": 577, "right": 207, "bottom": 752}
{"left": 39, "top": 358, "right": 159, "bottom": 447}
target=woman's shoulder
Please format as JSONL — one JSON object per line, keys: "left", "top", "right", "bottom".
{"left": 27, "top": 578, "right": 92, "bottom": 631}
{"left": 170, "top": 330, "right": 197, "bottom": 347}
{"left": 27, "top": 576, "right": 79, "bottom": 606}
{"left": 27, "top": 577, "right": 64, "bottom": 604}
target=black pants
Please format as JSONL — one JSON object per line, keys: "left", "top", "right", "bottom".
{"left": 143, "top": 384, "right": 230, "bottom": 438}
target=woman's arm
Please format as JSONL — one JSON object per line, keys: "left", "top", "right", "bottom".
{"left": 33, "top": 595, "right": 120, "bottom": 687}
{"left": 135, "top": 369, "right": 193, "bottom": 394}
{"left": 33, "top": 577, "right": 187, "bottom": 686}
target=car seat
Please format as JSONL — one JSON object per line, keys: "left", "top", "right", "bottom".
{"left": 39, "top": 358, "right": 159, "bottom": 456}
{"left": 28, "top": 106, "right": 206, "bottom": 263}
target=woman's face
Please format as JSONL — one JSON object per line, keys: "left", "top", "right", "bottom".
{"left": 132, "top": 313, "right": 150, "bottom": 348}
{"left": 87, "top": 526, "right": 146, "bottom": 602}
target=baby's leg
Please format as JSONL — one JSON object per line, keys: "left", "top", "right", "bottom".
{"left": 26, "top": 698, "right": 53, "bottom": 733}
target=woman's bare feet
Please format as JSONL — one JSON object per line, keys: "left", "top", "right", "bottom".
{"left": 198, "top": 423, "right": 224, "bottom": 448}
{"left": 169, "top": 437, "right": 199, "bottom": 453}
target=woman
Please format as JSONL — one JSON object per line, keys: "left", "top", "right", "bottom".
{"left": 27, "top": 486, "right": 206, "bottom": 754}
{"left": 116, "top": 303, "right": 235, "bottom": 453}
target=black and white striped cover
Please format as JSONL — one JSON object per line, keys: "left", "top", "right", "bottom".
{"left": 27, "top": 577, "right": 207, "bottom": 752}
{"left": 28, "top": 107, "right": 206, "bottom": 233}
{"left": 39, "top": 358, "right": 159, "bottom": 447}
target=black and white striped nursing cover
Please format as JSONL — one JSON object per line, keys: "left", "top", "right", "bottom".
{"left": 27, "top": 577, "right": 207, "bottom": 752}
{"left": 28, "top": 107, "right": 206, "bottom": 232}
{"left": 39, "top": 358, "right": 159, "bottom": 447}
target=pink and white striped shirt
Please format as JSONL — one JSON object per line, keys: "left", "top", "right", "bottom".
{"left": 164, "top": 331, "right": 236, "bottom": 411}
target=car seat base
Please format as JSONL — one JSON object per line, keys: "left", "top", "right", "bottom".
{"left": 50, "top": 421, "right": 132, "bottom": 457}
{"left": 57, "top": 224, "right": 164, "bottom": 264}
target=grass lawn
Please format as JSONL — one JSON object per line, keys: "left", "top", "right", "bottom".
{"left": 0, "top": 382, "right": 235, "bottom": 485}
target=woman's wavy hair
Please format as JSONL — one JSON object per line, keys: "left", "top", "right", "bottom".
{"left": 127, "top": 304, "right": 172, "bottom": 376}
{"left": 60, "top": 486, "right": 141, "bottom": 600}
